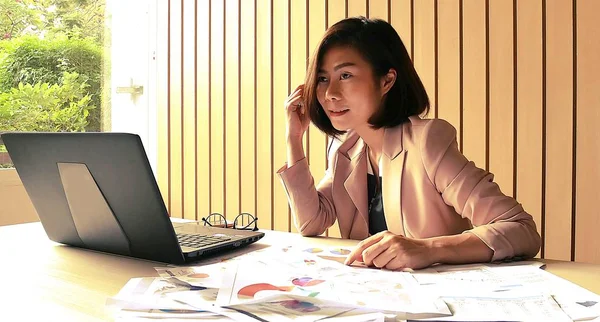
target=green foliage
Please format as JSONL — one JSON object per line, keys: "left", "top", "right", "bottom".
{"left": 41, "top": 0, "right": 105, "bottom": 43}
{"left": 0, "top": 0, "right": 105, "bottom": 132}
{"left": 0, "top": 0, "right": 40, "bottom": 39}
{"left": 0, "top": 71, "right": 94, "bottom": 132}
{"left": 0, "top": 36, "right": 103, "bottom": 130}
{"left": 0, "top": 0, "right": 105, "bottom": 42}
{"left": 0, "top": 36, "right": 101, "bottom": 90}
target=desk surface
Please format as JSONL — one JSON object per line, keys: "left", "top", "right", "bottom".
{"left": 1, "top": 222, "right": 599, "bottom": 321}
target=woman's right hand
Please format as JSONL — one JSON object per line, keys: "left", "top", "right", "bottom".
{"left": 284, "top": 84, "right": 311, "bottom": 141}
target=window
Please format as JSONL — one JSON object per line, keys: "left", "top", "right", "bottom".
{"left": 0, "top": 0, "right": 111, "bottom": 168}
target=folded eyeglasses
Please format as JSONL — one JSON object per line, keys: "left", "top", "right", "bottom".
{"left": 201, "top": 212, "right": 259, "bottom": 231}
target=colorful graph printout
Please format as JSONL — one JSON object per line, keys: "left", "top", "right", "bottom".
{"left": 329, "top": 248, "right": 351, "bottom": 256}
{"left": 304, "top": 248, "right": 324, "bottom": 254}
{"left": 223, "top": 294, "right": 379, "bottom": 322}
{"left": 292, "top": 277, "right": 326, "bottom": 287}
{"left": 238, "top": 283, "right": 295, "bottom": 300}
{"left": 277, "top": 299, "right": 321, "bottom": 312}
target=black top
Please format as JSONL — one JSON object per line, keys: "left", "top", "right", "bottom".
{"left": 367, "top": 173, "right": 387, "bottom": 235}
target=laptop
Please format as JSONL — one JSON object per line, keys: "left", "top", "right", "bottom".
{"left": 1, "top": 132, "right": 264, "bottom": 264}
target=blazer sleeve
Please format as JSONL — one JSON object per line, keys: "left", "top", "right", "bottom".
{"left": 420, "top": 119, "right": 541, "bottom": 261}
{"left": 276, "top": 138, "right": 340, "bottom": 236}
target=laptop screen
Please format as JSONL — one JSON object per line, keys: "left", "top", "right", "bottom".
{"left": 2, "top": 132, "right": 187, "bottom": 263}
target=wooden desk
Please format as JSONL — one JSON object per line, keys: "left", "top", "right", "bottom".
{"left": 1, "top": 222, "right": 599, "bottom": 321}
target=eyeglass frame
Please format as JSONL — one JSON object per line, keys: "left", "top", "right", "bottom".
{"left": 201, "top": 212, "right": 259, "bottom": 231}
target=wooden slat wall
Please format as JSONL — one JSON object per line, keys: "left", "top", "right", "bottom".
{"left": 272, "top": 0, "right": 290, "bottom": 233}
{"left": 289, "top": 0, "right": 306, "bottom": 234}
{"left": 575, "top": 0, "right": 600, "bottom": 264}
{"left": 159, "top": 0, "right": 600, "bottom": 264}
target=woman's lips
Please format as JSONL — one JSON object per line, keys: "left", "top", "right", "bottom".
{"left": 329, "top": 109, "right": 349, "bottom": 117}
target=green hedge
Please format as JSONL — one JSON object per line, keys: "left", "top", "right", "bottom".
{"left": 0, "top": 72, "right": 94, "bottom": 132}
{"left": 0, "top": 36, "right": 103, "bottom": 131}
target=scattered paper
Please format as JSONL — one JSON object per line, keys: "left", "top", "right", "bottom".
{"left": 106, "top": 277, "right": 205, "bottom": 311}
{"left": 155, "top": 262, "right": 229, "bottom": 288}
{"left": 115, "top": 308, "right": 228, "bottom": 320}
{"left": 216, "top": 252, "right": 451, "bottom": 318}
{"left": 412, "top": 264, "right": 524, "bottom": 294}
{"left": 107, "top": 245, "right": 600, "bottom": 322}
{"left": 420, "top": 294, "right": 572, "bottom": 322}
{"left": 223, "top": 293, "right": 379, "bottom": 322}
{"left": 487, "top": 265, "right": 600, "bottom": 321}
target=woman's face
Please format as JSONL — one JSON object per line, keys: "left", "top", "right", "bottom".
{"left": 316, "top": 46, "right": 387, "bottom": 132}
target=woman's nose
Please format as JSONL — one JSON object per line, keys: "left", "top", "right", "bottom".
{"left": 325, "top": 82, "right": 341, "bottom": 101}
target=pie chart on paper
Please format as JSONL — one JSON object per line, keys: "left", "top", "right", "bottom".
{"left": 237, "top": 283, "right": 294, "bottom": 299}
{"left": 329, "top": 248, "right": 351, "bottom": 256}
{"left": 303, "top": 248, "right": 323, "bottom": 254}
{"left": 291, "top": 277, "right": 325, "bottom": 287}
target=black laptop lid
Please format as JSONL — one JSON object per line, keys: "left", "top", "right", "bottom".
{"left": 2, "top": 132, "right": 186, "bottom": 264}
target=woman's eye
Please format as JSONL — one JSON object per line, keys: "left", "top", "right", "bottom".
{"left": 340, "top": 73, "right": 352, "bottom": 80}
{"left": 317, "top": 76, "right": 328, "bottom": 83}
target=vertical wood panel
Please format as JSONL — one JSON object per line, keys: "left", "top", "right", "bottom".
{"left": 545, "top": 0, "right": 573, "bottom": 261}
{"left": 182, "top": 0, "right": 196, "bottom": 220}
{"left": 155, "top": 0, "right": 600, "bottom": 263}
{"left": 516, "top": 0, "right": 543, "bottom": 250}
{"left": 462, "top": 0, "right": 486, "bottom": 170}
{"left": 348, "top": 0, "right": 367, "bottom": 17}
{"left": 289, "top": 0, "right": 307, "bottom": 233}
{"left": 369, "top": 0, "right": 388, "bottom": 20}
{"left": 225, "top": 0, "right": 240, "bottom": 219}
{"left": 390, "top": 0, "right": 412, "bottom": 60}
{"left": 240, "top": 0, "right": 256, "bottom": 215}
{"left": 256, "top": 0, "right": 273, "bottom": 229}
{"left": 196, "top": 0, "right": 211, "bottom": 220}
{"left": 488, "top": 0, "right": 514, "bottom": 197}
{"left": 308, "top": 0, "right": 328, "bottom": 237}
{"left": 157, "top": 0, "right": 169, "bottom": 209}
{"left": 329, "top": 0, "right": 346, "bottom": 25}
{"left": 326, "top": 0, "right": 346, "bottom": 239}
{"left": 437, "top": 0, "right": 461, "bottom": 142}
{"left": 413, "top": 0, "right": 436, "bottom": 117}
{"left": 272, "top": 0, "right": 290, "bottom": 232}
{"left": 210, "top": 0, "right": 225, "bottom": 216}
{"left": 169, "top": 0, "right": 183, "bottom": 218}
{"left": 576, "top": 0, "right": 600, "bottom": 264}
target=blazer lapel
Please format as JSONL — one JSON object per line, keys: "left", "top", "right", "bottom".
{"left": 380, "top": 125, "right": 406, "bottom": 236}
{"left": 338, "top": 134, "right": 368, "bottom": 238}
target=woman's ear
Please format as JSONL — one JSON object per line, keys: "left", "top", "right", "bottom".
{"left": 380, "top": 68, "right": 397, "bottom": 96}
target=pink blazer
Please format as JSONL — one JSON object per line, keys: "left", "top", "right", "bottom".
{"left": 278, "top": 116, "right": 541, "bottom": 261}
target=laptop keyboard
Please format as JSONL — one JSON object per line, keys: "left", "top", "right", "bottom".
{"left": 176, "top": 233, "right": 232, "bottom": 249}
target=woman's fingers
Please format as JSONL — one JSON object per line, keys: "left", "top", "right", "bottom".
{"left": 344, "top": 233, "right": 385, "bottom": 265}
{"left": 285, "top": 95, "right": 305, "bottom": 116}
{"left": 284, "top": 84, "right": 309, "bottom": 139}
{"left": 286, "top": 98, "right": 304, "bottom": 114}
{"left": 371, "top": 247, "right": 398, "bottom": 269}
{"left": 361, "top": 242, "right": 388, "bottom": 267}
{"left": 286, "top": 90, "right": 302, "bottom": 105}
{"left": 285, "top": 84, "right": 304, "bottom": 105}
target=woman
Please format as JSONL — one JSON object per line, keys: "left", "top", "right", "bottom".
{"left": 277, "top": 17, "right": 540, "bottom": 270}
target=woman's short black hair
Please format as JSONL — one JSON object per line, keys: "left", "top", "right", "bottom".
{"left": 304, "top": 16, "right": 430, "bottom": 137}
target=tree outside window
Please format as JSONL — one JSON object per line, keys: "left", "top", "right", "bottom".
{"left": 0, "top": 0, "right": 107, "bottom": 168}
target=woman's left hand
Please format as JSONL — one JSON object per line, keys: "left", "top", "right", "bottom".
{"left": 344, "top": 231, "right": 435, "bottom": 270}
